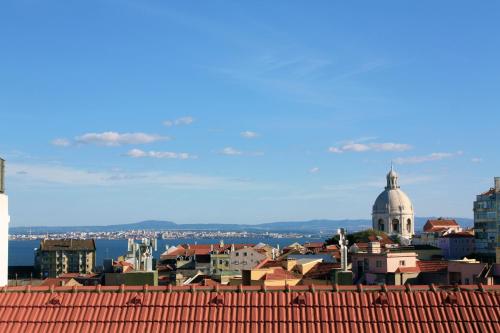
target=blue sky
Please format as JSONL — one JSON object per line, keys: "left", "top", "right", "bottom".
{"left": 1, "top": 1, "right": 499, "bottom": 226}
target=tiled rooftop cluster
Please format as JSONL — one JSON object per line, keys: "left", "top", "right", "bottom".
{"left": 0, "top": 284, "right": 498, "bottom": 333}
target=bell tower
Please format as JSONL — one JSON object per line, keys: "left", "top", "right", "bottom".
{"left": 0, "top": 158, "right": 10, "bottom": 286}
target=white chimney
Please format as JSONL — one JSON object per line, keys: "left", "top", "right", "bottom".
{"left": 495, "top": 177, "right": 500, "bottom": 192}
{"left": 368, "top": 242, "right": 381, "bottom": 254}
{"left": 0, "top": 158, "right": 10, "bottom": 286}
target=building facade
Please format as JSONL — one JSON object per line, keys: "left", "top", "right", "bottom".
{"left": 229, "top": 247, "right": 267, "bottom": 271}
{"left": 0, "top": 158, "right": 10, "bottom": 286}
{"left": 372, "top": 168, "right": 415, "bottom": 239}
{"left": 35, "top": 239, "right": 96, "bottom": 278}
{"left": 473, "top": 177, "right": 500, "bottom": 262}
{"left": 438, "top": 232, "right": 474, "bottom": 260}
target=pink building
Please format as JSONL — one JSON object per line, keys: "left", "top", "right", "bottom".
{"left": 351, "top": 242, "right": 419, "bottom": 285}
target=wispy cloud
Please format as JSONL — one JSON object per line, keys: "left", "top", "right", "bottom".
{"left": 220, "top": 147, "right": 243, "bottom": 156}
{"left": 261, "top": 174, "right": 434, "bottom": 201}
{"left": 309, "top": 167, "right": 320, "bottom": 174}
{"left": 471, "top": 157, "right": 483, "bottom": 163}
{"left": 7, "top": 163, "right": 262, "bottom": 190}
{"left": 51, "top": 138, "right": 71, "bottom": 147}
{"left": 163, "top": 116, "right": 195, "bottom": 127}
{"left": 394, "top": 151, "right": 463, "bottom": 164}
{"left": 72, "top": 132, "right": 168, "bottom": 146}
{"left": 219, "top": 147, "right": 264, "bottom": 156}
{"left": 328, "top": 141, "right": 412, "bottom": 153}
{"left": 240, "top": 131, "right": 259, "bottom": 139}
{"left": 207, "top": 52, "right": 390, "bottom": 108}
{"left": 126, "top": 149, "right": 197, "bottom": 160}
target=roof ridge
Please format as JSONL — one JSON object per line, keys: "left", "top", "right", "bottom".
{"left": 1, "top": 283, "right": 498, "bottom": 294}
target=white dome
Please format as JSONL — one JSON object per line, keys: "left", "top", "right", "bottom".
{"left": 373, "top": 188, "right": 413, "bottom": 215}
{"left": 372, "top": 168, "right": 415, "bottom": 238}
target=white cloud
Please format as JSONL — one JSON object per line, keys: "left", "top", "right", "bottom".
{"left": 309, "top": 167, "right": 320, "bottom": 174}
{"left": 328, "top": 142, "right": 411, "bottom": 154}
{"left": 75, "top": 132, "right": 168, "bottom": 146}
{"left": 126, "top": 149, "right": 197, "bottom": 160}
{"left": 51, "top": 138, "right": 71, "bottom": 147}
{"left": 394, "top": 151, "right": 463, "bottom": 164}
{"left": 471, "top": 157, "right": 483, "bottom": 163}
{"left": 220, "top": 147, "right": 243, "bottom": 156}
{"left": 240, "top": 131, "right": 259, "bottom": 139}
{"left": 163, "top": 116, "right": 195, "bottom": 127}
{"left": 328, "top": 147, "right": 343, "bottom": 154}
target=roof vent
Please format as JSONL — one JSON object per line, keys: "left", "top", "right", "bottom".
{"left": 128, "top": 294, "right": 143, "bottom": 305}
{"left": 47, "top": 296, "right": 62, "bottom": 306}
{"left": 443, "top": 294, "right": 458, "bottom": 305}
{"left": 374, "top": 294, "right": 389, "bottom": 306}
{"left": 210, "top": 294, "right": 224, "bottom": 305}
{"left": 292, "top": 295, "right": 307, "bottom": 305}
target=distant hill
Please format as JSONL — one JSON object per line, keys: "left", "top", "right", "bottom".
{"left": 9, "top": 217, "right": 473, "bottom": 235}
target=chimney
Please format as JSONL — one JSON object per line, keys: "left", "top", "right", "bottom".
{"left": 495, "top": 177, "right": 500, "bottom": 192}
{"left": 368, "top": 242, "right": 381, "bottom": 254}
{"left": 0, "top": 158, "right": 4, "bottom": 194}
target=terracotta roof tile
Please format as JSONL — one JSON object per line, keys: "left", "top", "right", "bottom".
{"left": 0, "top": 285, "right": 498, "bottom": 332}
{"left": 424, "top": 219, "right": 459, "bottom": 232}
{"left": 417, "top": 260, "right": 448, "bottom": 273}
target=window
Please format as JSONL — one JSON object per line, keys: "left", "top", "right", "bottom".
{"left": 378, "top": 219, "right": 384, "bottom": 232}
{"left": 235, "top": 253, "right": 239, "bottom": 257}
{"left": 392, "top": 219, "right": 400, "bottom": 233}
{"left": 363, "top": 258, "right": 369, "bottom": 271}
{"left": 219, "top": 260, "right": 223, "bottom": 265}
{"left": 399, "top": 260, "right": 406, "bottom": 266}
{"left": 376, "top": 261, "right": 382, "bottom": 268}
{"left": 243, "top": 252, "right": 248, "bottom": 257}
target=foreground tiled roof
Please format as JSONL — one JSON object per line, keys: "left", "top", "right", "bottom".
{"left": 0, "top": 284, "right": 498, "bottom": 332}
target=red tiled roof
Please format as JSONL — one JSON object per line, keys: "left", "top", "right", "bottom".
{"left": 394, "top": 266, "right": 420, "bottom": 273}
{"left": 40, "top": 278, "right": 74, "bottom": 287}
{"left": 417, "top": 260, "right": 448, "bottom": 273}
{"left": 0, "top": 284, "right": 498, "bottom": 332}
{"left": 253, "top": 258, "right": 272, "bottom": 269}
{"left": 255, "top": 259, "right": 284, "bottom": 269}
{"left": 304, "top": 242, "right": 324, "bottom": 248}
{"left": 303, "top": 263, "right": 341, "bottom": 279}
{"left": 424, "top": 219, "right": 459, "bottom": 232}
{"left": 481, "top": 188, "right": 496, "bottom": 196}
{"left": 262, "top": 268, "right": 301, "bottom": 281}
{"left": 163, "top": 244, "right": 257, "bottom": 257}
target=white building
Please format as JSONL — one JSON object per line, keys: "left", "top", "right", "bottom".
{"left": 0, "top": 158, "right": 10, "bottom": 286}
{"left": 372, "top": 167, "right": 414, "bottom": 239}
{"left": 229, "top": 247, "right": 267, "bottom": 271}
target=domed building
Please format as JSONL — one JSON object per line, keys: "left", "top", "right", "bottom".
{"left": 372, "top": 167, "right": 414, "bottom": 238}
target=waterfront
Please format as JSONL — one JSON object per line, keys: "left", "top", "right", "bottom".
{"left": 8, "top": 237, "right": 325, "bottom": 267}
